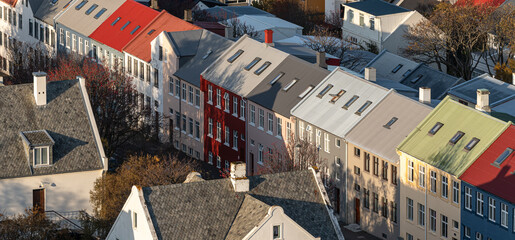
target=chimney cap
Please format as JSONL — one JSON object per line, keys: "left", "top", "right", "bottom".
{"left": 477, "top": 88, "right": 490, "bottom": 94}
{"left": 33, "top": 71, "right": 47, "bottom": 77}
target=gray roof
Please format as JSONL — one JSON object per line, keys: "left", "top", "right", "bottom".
{"left": 34, "top": 0, "right": 72, "bottom": 25}
{"left": 203, "top": 6, "right": 274, "bottom": 20}
{"left": 28, "top": 0, "right": 44, "bottom": 15}
{"left": 273, "top": 42, "right": 320, "bottom": 64}
{"left": 20, "top": 130, "right": 54, "bottom": 146}
{"left": 174, "top": 30, "right": 234, "bottom": 87}
{"left": 345, "top": 0, "right": 410, "bottom": 16}
{"left": 166, "top": 30, "right": 203, "bottom": 57}
{"left": 362, "top": 50, "right": 419, "bottom": 82}
{"left": 291, "top": 68, "right": 392, "bottom": 137}
{"left": 448, "top": 73, "right": 515, "bottom": 106}
{"left": 400, "top": 64, "right": 462, "bottom": 99}
{"left": 0, "top": 80, "right": 104, "bottom": 179}
{"left": 342, "top": 50, "right": 377, "bottom": 72}
{"left": 345, "top": 92, "right": 432, "bottom": 163}
{"left": 247, "top": 55, "right": 330, "bottom": 117}
{"left": 57, "top": 0, "right": 125, "bottom": 36}
{"left": 142, "top": 170, "right": 339, "bottom": 240}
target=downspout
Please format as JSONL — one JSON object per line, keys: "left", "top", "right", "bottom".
{"left": 344, "top": 139, "right": 348, "bottom": 224}
{"left": 425, "top": 161, "right": 428, "bottom": 240}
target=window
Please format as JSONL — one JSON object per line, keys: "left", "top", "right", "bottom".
{"left": 330, "top": 90, "right": 346, "bottom": 103}
{"left": 216, "top": 156, "right": 221, "bottom": 168}
{"left": 298, "top": 86, "right": 313, "bottom": 98}
{"left": 208, "top": 85, "right": 212, "bottom": 103}
{"left": 85, "top": 4, "right": 98, "bottom": 15}
{"left": 286, "top": 122, "right": 292, "bottom": 141}
{"left": 269, "top": 72, "right": 284, "bottom": 85}
{"left": 476, "top": 232, "right": 482, "bottom": 240}
{"left": 208, "top": 118, "right": 213, "bottom": 137}
{"left": 227, "top": 49, "right": 243, "bottom": 63}
{"left": 111, "top": 17, "right": 121, "bottom": 26}
{"left": 355, "top": 147, "right": 361, "bottom": 157}
{"left": 72, "top": 34, "right": 76, "bottom": 51}
{"left": 182, "top": 115, "right": 186, "bottom": 132}
{"left": 449, "top": 131, "right": 465, "bottom": 144}
{"left": 359, "top": 13, "right": 364, "bottom": 26}
{"left": 121, "top": 21, "right": 130, "bottom": 31}
{"left": 391, "top": 166, "right": 397, "bottom": 185}
{"left": 464, "top": 138, "right": 480, "bottom": 150}
{"left": 373, "top": 156, "right": 379, "bottom": 176}
{"left": 418, "top": 203, "right": 425, "bottom": 226}
{"left": 441, "top": 175, "right": 448, "bottom": 198}
{"left": 195, "top": 121, "right": 200, "bottom": 139}
{"left": 373, "top": 192, "right": 378, "bottom": 213}
{"left": 343, "top": 95, "right": 359, "bottom": 109}
{"left": 465, "top": 186, "right": 472, "bottom": 210}
{"left": 224, "top": 93, "right": 229, "bottom": 111}
{"left": 282, "top": 79, "right": 297, "bottom": 91}
{"left": 430, "top": 209, "right": 436, "bottom": 232}
{"left": 132, "top": 212, "right": 137, "bottom": 228}
{"left": 169, "top": 79, "right": 174, "bottom": 95}
{"left": 430, "top": 171, "right": 437, "bottom": 193}
{"left": 65, "top": 31, "right": 69, "bottom": 48}
{"left": 195, "top": 89, "right": 200, "bottom": 107}
{"left": 408, "top": 160, "right": 414, "bottom": 182}
{"left": 488, "top": 197, "right": 496, "bottom": 222}
{"left": 79, "top": 37, "right": 83, "bottom": 55}
{"left": 406, "top": 233, "right": 413, "bottom": 240}
{"left": 158, "top": 46, "right": 163, "bottom": 60}
{"left": 391, "top": 202, "right": 397, "bottom": 223}
{"left": 233, "top": 97, "right": 238, "bottom": 116}
{"left": 94, "top": 8, "right": 107, "bottom": 19}
{"left": 410, "top": 74, "right": 423, "bottom": 83}
{"left": 233, "top": 130, "right": 238, "bottom": 149}
{"left": 299, "top": 121, "right": 304, "bottom": 140}
{"left": 347, "top": 10, "right": 354, "bottom": 22}
{"left": 355, "top": 101, "right": 372, "bottom": 115}
{"left": 175, "top": 79, "right": 181, "bottom": 98}
{"left": 273, "top": 225, "right": 281, "bottom": 239}
{"left": 29, "top": 19, "right": 33, "bottom": 36}
{"left": 324, "top": 133, "right": 329, "bottom": 152}
{"left": 382, "top": 161, "right": 388, "bottom": 180}
{"left": 452, "top": 181, "right": 459, "bottom": 204}
{"left": 33, "top": 147, "right": 49, "bottom": 166}
{"left": 493, "top": 148, "right": 513, "bottom": 167}
{"left": 382, "top": 197, "right": 388, "bottom": 218}
{"left": 240, "top": 100, "right": 245, "bottom": 120}
{"left": 268, "top": 113, "right": 273, "bottom": 134}
{"left": 392, "top": 64, "right": 403, "bottom": 73}
{"left": 254, "top": 61, "right": 271, "bottom": 75}
{"left": 364, "top": 152, "right": 370, "bottom": 172}
{"left": 407, "top": 197, "right": 413, "bottom": 221}
{"left": 441, "top": 215, "right": 448, "bottom": 237}
{"left": 317, "top": 84, "right": 334, "bottom": 98}
{"left": 244, "top": 57, "right": 261, "bottom": 71}
{"left": 258, "top": 109, "right": 264, "bottom": 129}
{"left": 250, "top": 105, "right": 255, "bottom": 125}
{"left": 477, "top": 192, "right": 484, "bottom": 216}
{"left": 428, "top": 122, "right": 443, "bottom": 135}
{"left": 354, "top": 165, "right": 360, "bottom": 175}
{"left": 364, "top": 188, "right": 370, "bottom": 209}
{"left": 18, "top": 13, "right": 21, "bottom": 30}
{"left": 501, "top": 203, "right": 508, "bottom": 227}
{"left": 175, "top": 112, "right": 180, "bottom": 130}
{"left": 130, "top": 26, "right": 140, "bottom": 35}
{"left": 216, "top": 89, "right": 221, "bottom": 107}
{"left": 383, "top": 117, "right": 398, "bottom": 129}
{"left": 224, "top": 126, "right": 230, "bottom": 145}
{"left": 202, "top": 49, "right": 212, "bottom": 60}
{"left": 419, "top": 165, "right": 425, "bottom": 188}
{"left": 258, "top": 144, "right": 263, "bottom": 163}
{"left": 208, "top": 152, "right": 213, "bottom": 164}
{"left": 464, "top": 226, "right": 471, "bottom": 238}
{"left": 369, "top": 17, "right": 375, "bottom": 30}
{"left": 216, "top": 122, "right": 221, "bottom": 141}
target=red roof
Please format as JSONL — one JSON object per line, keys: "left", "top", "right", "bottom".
{"left": 460, "top": 124, "right": 515, "bottom": 203}
{"left": 123, "top": 10, "right": 202, "bottom": 62}
{"left": 0, "top": 0, "right": 17, "bottom": 7}
{"left": 89, "top": 0, "right": 159, "bottom": 52}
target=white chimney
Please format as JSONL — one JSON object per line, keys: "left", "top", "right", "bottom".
{"left": 475, "top": 89, "right": 491, "bottom": 113}
{"left": 316, "top": 52, "right": 328, "bottom": 69}
{"left": 0, "top": 76, "right": 3, "bottom": 86}
{"left": 364, "top": 67, "right": 376, "bottom": 81}
{"left": 230, "top": 161, "right": 249, "bottom": 192}
{"left": 33, "top": 72, "right": 47, "bottom": 106}
{"left": 512, "top": 73, "right": 514, "bottom": 85}
{"left": 419, "top": 87, "right": 431, "bottom": 104}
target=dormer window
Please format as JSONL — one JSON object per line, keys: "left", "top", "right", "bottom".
{"left": 34, "top": 147, "right": 49, "bottom": 166}
{"left": 20, "top": 130, "right": 54, "bottom": 167}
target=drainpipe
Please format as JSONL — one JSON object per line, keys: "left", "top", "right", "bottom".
{"left": 344, "top": 139, "right": 349, "bottom": 224}
{"left": 424, "top": 161, "right": 428, "bottom": 240}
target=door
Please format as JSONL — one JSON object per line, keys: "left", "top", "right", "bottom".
{"left": 355, "top": 198, "right": 360, "bottom": 224}
{"left": 33, "top": 189, "right": 45, "bottom": 213}
{"left": 249, "top": 152, "right": 254, "bottom": 175}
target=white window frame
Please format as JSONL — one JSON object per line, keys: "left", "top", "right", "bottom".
{"left": 195, "top": 89, "right": 200, "bottom": 107}
{"left": 33, "top": 146, "right": 50, "bottom": 166}
{"left": 442, "top": 175, "right": 448, "bottom": 199}
{"left": 419, "top": 165, "right": 425, "bottom": 188}
{"left": 216, "top": 156, "right": 221, "bottom": 169}
{"left": 407, "top": 197, "right": 413, "bottom": 221}
{"left": 233, "top": 96, "right": 238, "bottom": 117}
{"left": 452, "top": 181, "right": 459, "bottom": 204}
{"left": 72, "top": 34, "right": 76, "bottom": 51}
{"left": 250, "top": 104, "right": 255, "bottom": 125}
{"left": 208, "top": 85, "right": 213, "bottom": 104}
{"left": 258, "top": 109, "right": 264, "bottom": 130}
{"left": 78, "top": 37, "right": 83, "bottom": 55}
{"left": 465, "top": 186, "right": 472, "bottom": 210}
{"left": 216, "top": 89, "right": 221, "bottom": 108}
{"left": 408, "top": 160, "right": 414, "bottom": 182}
{"left": 324, "top": 133, "right": 329, "bottom": 152}
{"left": 267, "top": 112, "right": 273, "bottom": 134}
{"left": 430, "top": 171, "right": 437, "bottom": 193}
{"left": 477, "top": 192, "right": 484, "bottom": 216}
{"left": 315, "top": 129, "right": 321, "bottom": 148}
{"left": 418, "top": 203, "right": 425, "bottom": 226}
{"left": 258, "top": 144, "right": 263, "bottom": 163}
{"left": 233, "top": 130, "right": 238, "bottom": 150}
{"left": 216, "top": 122, "right": 221, "bottom": 142}
{"left": 277, "top": 117, "right": 282, "bottom": 138}
{"left": 208, "top": 118, "right": 213, "bottom": 137}
{"left": 501, "top": 202, "right": 508, "bottom": 227}
{"left": 224, "top": 126, "right": 230, "bottom": 145}
{"left": 224, "top": 92, "right": 229, "bottom": 112}
{"left": 488, "top": 197, "right": 496, "bottom": 222}
{"left": 430, "top": 208, "right": 436, "bottom": 232}
{"left": 240, "top": 99, "right": 245, "bottom": 120}
{"left": 208, "top": 152, "right": 213, "bottom": 164}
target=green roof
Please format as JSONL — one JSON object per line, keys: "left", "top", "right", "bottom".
{"left": 397, "top": 97, "right": 510, "bottom": 176}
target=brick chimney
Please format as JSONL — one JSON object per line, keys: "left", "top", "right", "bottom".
{"left": 475, "top": 89, "right": 491, "bottom": 113}
{"left": 264, "top": 29, "right": 274, "bottom": 46}
{"left": 33, "top": 72, "right": 47, "bottom": 106}
{"left": 317, "top": 52, "right": 328, "bottom": 69}
{"left": 419, "top": 87, "right": 431, "bottom": 105}
{"left": 364, "top": 67, "right": 376, "bottom": 81}
{"left": 230, "top": 161, "right": 249, "bottom": 192}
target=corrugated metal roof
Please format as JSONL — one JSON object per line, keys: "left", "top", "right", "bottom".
{"left": 34, "top": 0, "right": 72, "bottom": 25}
{"left": 448, "top": 73, "right": 515, "bottom": 106}
{"left": 363, "top": 50, "right": 419, "bottom": 82}
{"left": 291, "top": 68, "right": 391, "bottom": 137}
{"left": 345, "top": 0, "right": 410, "bottom": 16}
{"left": 397, "top": 97, "right": 510, "bottom": 176}
{"left": 400, "top": 64, "right": 462, "bottom": 99}
{"left": 346, "top": 92, "right": 432, "bottom": 163}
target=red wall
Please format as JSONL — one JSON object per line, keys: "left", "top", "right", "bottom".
{"left": 201, "top": 75, "right": 246, "bottom": 168}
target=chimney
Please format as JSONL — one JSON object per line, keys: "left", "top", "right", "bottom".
{"left": 184, "top": 9, "right": 192, "bottom": 22}
{"left": 364, "top": 67, "right": 376, "bottom": 81}
{"left": 419, "top": 87, "right": 431, "bottom": 104}
{"left": 475, "top": 89, "right": 491, "bottom": 113}
{"left": 512, "top": 73, "right": 515, "bottom": 85}
{"left": 264, "top": 29, "right": 274, "bottom": 46}
{"left": 317, "top": 52, "right": 328, "bottom": 69}
{"left": 150, "top": 0, "right": 159, "bottom": 10}
{"left": 230, "top": 161, "right": 249, "bottom": 192}
{"left": 224, "top": 25, "right": 234, "bottom": 39}
{"left": 33, "top": 72, "right": 47, "bottom": 106}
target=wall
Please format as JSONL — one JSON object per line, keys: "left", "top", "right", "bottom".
{"left": 382, "top": 11, "right": 424, "bottom": 56}
{"left": 245, "top": 207, "right": 319, "bottom": 240}
{"left": 0, "top": 169, "right": 103, "bottom": 215}
{"left": 341, "top": 7, "right": 381, "bottom": 48}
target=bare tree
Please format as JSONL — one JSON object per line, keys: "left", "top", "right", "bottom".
{"left": 4, "top": 40, "right": 55, "bottom": 85}
{"left": 302, "top": 26, "right": 352, "bottom": 61}
{"left": 485, "top": 4, "right": 515, "bottom": 76}
{"left": 225, "top": 18, "right": 260, "bottom": 40}
{"left": 0, "top": 208, "right": 76, "bottom": 239}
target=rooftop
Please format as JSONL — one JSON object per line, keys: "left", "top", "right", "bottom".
{"left": 362, "top": 50, "right": 419, "bottom": 82}
{"left": 344, "top": 0, "right": 411, "bottom": 16}
{"left": 202, "top": 5, "right": 274, "bottom": 20}
{"left": 400, "top": 64, "right": 462, "bottom": 99}
{"left": 448, "top": 73, "right": 515, "bottom": 107}
{"left": 34, "top": 0, "right": 72, "bottom": 25}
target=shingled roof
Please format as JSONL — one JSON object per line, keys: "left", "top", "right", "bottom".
{"left": 141, "top": 170, "right": 340, "bottom": 240}
{"left": 0, "top": 80, "right": 104, "bottom": 179}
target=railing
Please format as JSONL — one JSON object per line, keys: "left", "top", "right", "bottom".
{"left": 45, "top": 210, "right": 84, "bottom": 231}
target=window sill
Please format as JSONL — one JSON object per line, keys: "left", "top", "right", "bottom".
{"left": 188, "top": 134, "right": 193, "bottom": 138}
{"left": 258, "top": 127, "right": 264, "bottom": 131}
{"left": 257, "top": 161, "right": 264, "bottom": 166}
{"left": 232, "top": 113, "right": 238, "bottom": 118}
{"left": 207, "top": 101, "right": 213, "bottom": 105}
{"left": 232, "top": 147, "right": 238, "bottom": 151}
{"left": 216, "top": 105, "right": 221, "bottom": 109}
{"left": 267, "top": 131, "right": 273, "bottom": 135}
{"left": 181, "top": 130, "right": 187, "bottom": 134}
{"left": 275, "top": 135, "right": 282, "bottom": 140}
{"left": 249, "top": 122, "right": 255, "bottom": 127}
{"left": 207, "top": 134, "right": 213, "bottom": 138}
{"left": 182, "top": 99, "right": 187, "bottom": 102}
{"left": 240, "top": 117, "right": 245, "bottom": 121}
{"left": 215, "top": 139, "right": 221, "bottom": 143}
{"left": 224, "top": 143, "right": 230, "bottom": 147}
{"left": 224, "top": 109, "right": 230, "bottom": 113}
{"left": 195, "top": 105, "right": 200, "bottom": 109}
{"left": 168, "top": 93, "right": 174, "bottom": 96}
{"left": 195, "top": 138, "right": 200, "bottom": 142}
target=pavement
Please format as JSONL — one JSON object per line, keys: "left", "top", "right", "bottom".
{"left": 339, "top": 222, "right": 382, "bottom": 240}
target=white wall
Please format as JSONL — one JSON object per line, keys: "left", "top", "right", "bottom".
{"left": 0, "top": 169, "right": 102, "bottom": 215}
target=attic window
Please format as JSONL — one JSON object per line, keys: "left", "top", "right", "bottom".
{"left": 355, "top": 101, "right": 372, "bottom": 115}
{"left": 94, "top": 8, "right": 107, "bottom": 19}
{"left": 202, "top": 50, "right": 213, "bottom": 60}
{"left": 283, "top": 79, "right": 298, "bottom": 92}
{"left": 449, "top": 131, "right": 465, "bottom": 145}
{"left": 299, "top": 86, "right": 314, "bottom": 98}
{"left": 342, "top": 95, "right": 359, "bottom": 110}
{"left": 75, "top": 0, "right": 87, "bottom": 10}
{"left": 111, "top": 17, "right": 121, "bottom": 26}
{"left": 20, "top": 130, "right": 55, "bottom": 167}
{"left": 392, "top": 64, "right": 403, "bottom": 73}
{"left": 121, "top": 21, "right": 131, "bottom": 31}
{"left": 464, "top": 138, "right": 480, "bottom": 151}
{"left": 383, "top": 117, "right": 398, "bottom": 129}
{"left": 34, "top": 147, "right": 50, "bottom": 166}
{"left": 330, "top": 90, "right": 346, "bottom": 103}
{"left": 492, "top": 148, "right": 513, "bottom": 167}
{"left": 428, "top": 122, "right": 443, "bottom": 135}
{"left": 410, "top": 74, "right": 423, "bottom": 83}
{"left": 147, "top": 29, "right": 156, "bottom": 35}
{"left": 269, "top": 72, "right": 284, "bottom": 85}
{"left": 254, "top": 61, "right": 271, "bottom": 75}
{"left": 85, "top": 4, "right": 98, "bottom": 15}
{"left": 227, "top": 50, "right": 243, "bottom": 63}
{"left": 130, "top": 26, "right": 141, "bottom": 35}
{"left": 244, "top": 57, "right": 261, "bottom": 71}
{"left": 317, "top": 84, "right": 334, "bottom": 98}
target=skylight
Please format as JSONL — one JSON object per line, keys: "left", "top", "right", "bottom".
{"left": 428, "top": 122, "right": 443, "bottom": 135}
{"left": 121, "top": 21, "right": 131, "bottom": 31}
{"left": 330, "top": 90, "right": 346, "bottom": 103}
{"left": 392, "top": 64, "right": 403, "bottom": 73}
{"left": 383, "top": 117, "right": 398, "bottom": 129}
{"left": 299, "top": 86, "right": 314, "bottom": 98}
{"left": 355, "top": 101, "right": 372, "bottom": 115}
{"left": 94, "top": 8, "right": 107, "bottom": 19}
{"left": 148, "top": 29, "right": 156, "bottom": 35}
{"left": 244, "top": 57, "right": 261, "bottom": 71}
{"left": 449, "top": 131, "right": 465, "bottom": 144}
{"left": 85, "top": 4, "right": 98, "bottom": 15}
{"left": 111, "top": 17, "right": 121, "bottom": 26}
{"left": 402, "top": 69, "right": 412, "bottom": 77}
{"left": 254, "top": 61, "right": 271, "bottom": 75}
{"left": 130, "top": 26, "right": 141, "bottom": 35}
{"left": 227, "top": 50, "right": 243, "bottom": 63}
{"left": 269, "top": 72, "right": 284, "bottom": 85}
{"left": 317, "top": 84, "right": 333, "bottom": 98}
{"left": 410, "top": 74, "right": 423, "bottom": 83}
{"left": 342, "top": 95, "right": 359, "bottom": 110}
{"left": 202, "top": 50, "right": 213, "bottom": 60}
{"left": 492, "top": 148, "right": 513, "bottom": 167}
{"left": 464, "top": 138, "right": 480, "bottom": 151}
{"left": 75, "top": 0, "right": 87, "bottom": 10}
{"left": 283, "top": 79, "right": 298, "bottom": 92}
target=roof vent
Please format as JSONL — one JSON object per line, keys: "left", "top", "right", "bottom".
{"left": 475, "top": 89, "right": 491, "bottom": 113}
{"left": 230, "top": 161, "right": 249, "bottom": 192}
{"left": 33, "top": 72, "right": 47, "bottom": 106}
{"left": 419, "top": 87, "right": 431, "bottom": 105}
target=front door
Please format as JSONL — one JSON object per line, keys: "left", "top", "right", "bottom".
{"left": 33, "top": 189, "right": 45, "bottom": 213}
{"left": 355, "top": 198, "right": 360, "bottom": 224}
